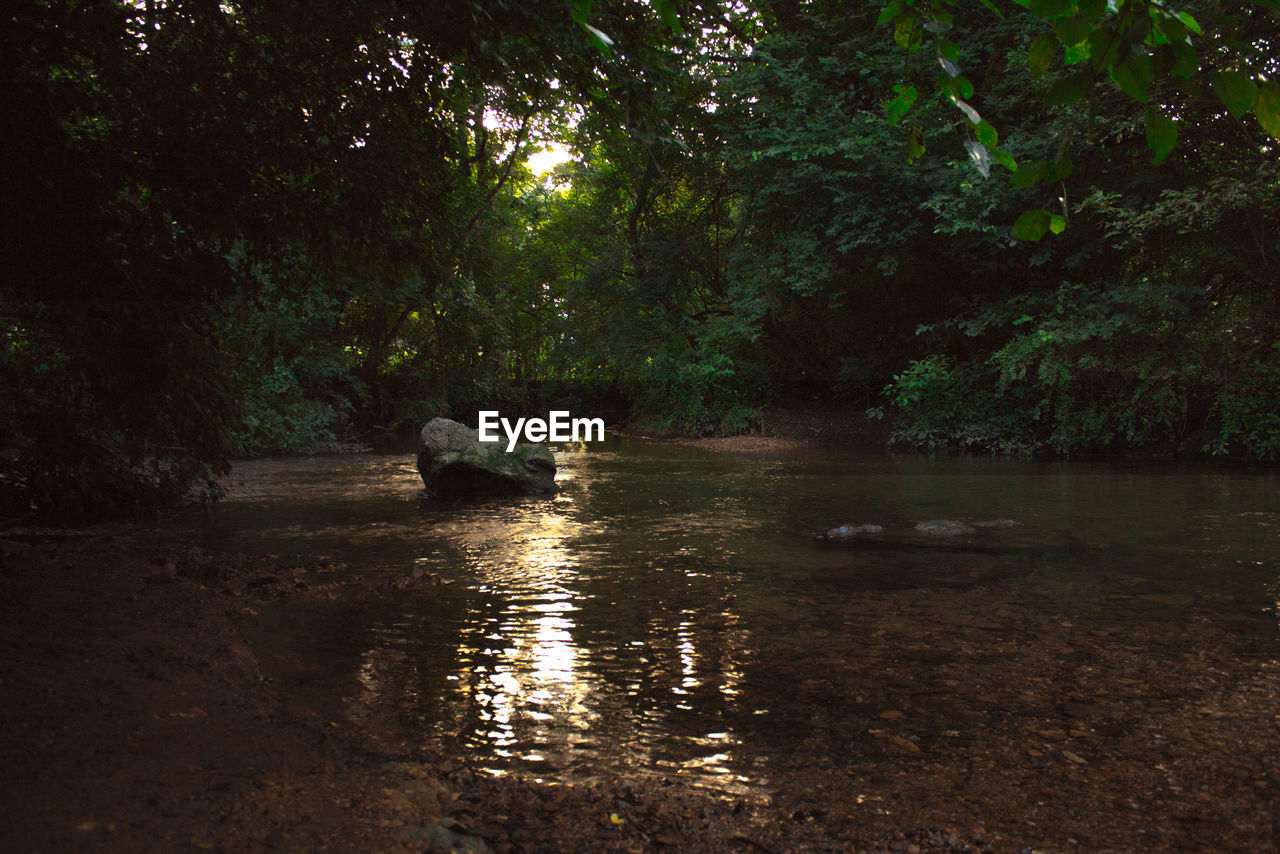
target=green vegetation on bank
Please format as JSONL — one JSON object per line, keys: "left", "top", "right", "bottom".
{"left": 3, "top": 0, "right": 1278, "bottom": 518}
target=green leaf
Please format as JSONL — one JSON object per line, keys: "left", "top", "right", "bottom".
{"left": 1012, "top": 209, "right": 1052, "bottom": 241}
{"left": 1111, "top": 53, "right": 1154, "bottom": 102}
{"left": 991, "top": 148, "right": 1017, "bottom": 171}
{"left": 885, "top": 83, "right": 918, "bottom": 124}
{"left": 894, "top": 14, "right": 919, "bottom": 49}
{"left": 1063, "top": 40, "right": 1091, "bottom": 65}
{"left": 1175, "top": 11, "right": 1202, "bottom": 35}
{"left": 1152, "top": 43, "right": 1175, "bottom": 76}
{"left": 1049, "top": 214, "right": 1068, "bottom": 235}
{"left": 1076, "top": 0, "right": 1105, "bottom": 21}
{"left": 1144, "top": 110, "right": 1178, "bottom": 165}
{"left": 1054, "top": 17, "right": 1092, "bottom": 46}
{"left": 1029, "top": 0, "right": 1070, "bottom": 17}
{"left": 1152, "top": 13, "right": 1186, "bottom": 45}
{"left": 1046, "top": 71, "right": 1092, "bottom": 106}
{"left": 907, "top": 127, "right": 927, "bottom": 163}
{"left": 1256, "top": 81, "right": 1280, "bottom": 138}
{"left": 1127, "top": 15, "right": 1152, "bottom": 46}
{"left": 877, "top": 0, "right": 904, "bottom": 28}
{"left": 652, "top": 0, "right": 682, "bottom": 33}
{"left": 974, "top": 119, "right": 999, "bottom": 148}
{"left": 1211, "top": 70, "right": 1258, "bottom": 120}
{"left": 1088, "top": 25, "right": 1122, "bottom": 73}
{"left": 975, "top": 0, "right": 1005, "bottom": 17}
{"left": 1169, "top": 41, "right": 1199, "bottom": 77}
{"left": 1029, "top": 34, "right": 1058, "bottom": 77}
{"left": 1043, "top": 149, "right": 1074, "bottom": 182}
{"left": 1011, "top": 159, "right": 1047, "bottom": 188}
{"left": 937, "top": 38, "right": 962, "bottom": 63}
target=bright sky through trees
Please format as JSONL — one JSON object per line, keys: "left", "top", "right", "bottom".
{"left": 528, "top": 143, "right": 573, "bottom": 175}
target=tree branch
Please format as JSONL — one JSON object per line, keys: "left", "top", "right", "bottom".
{"left": 463, "top": 113, "right": 532, "bottom": 237}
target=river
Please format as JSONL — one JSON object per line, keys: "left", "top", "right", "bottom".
{"left": 197, "top": 439, "right": 1279, "bottom": 800}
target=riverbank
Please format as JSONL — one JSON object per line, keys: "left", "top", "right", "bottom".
{"left": 2, "top": 531, "right": 1277, "bottom": 852}
{"left": 621, "top": 405, "right": 893, "bottom": 453}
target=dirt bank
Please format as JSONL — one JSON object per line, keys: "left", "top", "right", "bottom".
{"left": 622, "top": 406, "right": 893, "bottom": 453}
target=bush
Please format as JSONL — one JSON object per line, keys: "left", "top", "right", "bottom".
{"left": 631, "top": 343, "right": 762, "bottom": 436}
{"left": 879, "top": 280, "right": 1276, "bottom": 457}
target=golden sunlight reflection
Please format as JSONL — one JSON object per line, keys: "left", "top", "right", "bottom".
{"left": 446, "top": 505, "right": 606, "bottom": 769}
{"left": 340, "top": 478, "right": 763, "bottom": 792}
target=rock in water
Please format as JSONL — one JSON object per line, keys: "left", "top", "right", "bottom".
{"left": 913, "top": 519, "right": 976, "bottom": 536}
{"left": 826, "top": 523, "right": 886, "bottom": 540}
{"left": 417, "top": 418, "right": 556, "bottom": 498}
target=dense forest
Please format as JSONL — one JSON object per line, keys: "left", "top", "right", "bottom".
{"left": 3, "top": 0, "right": 1279, "bottom": 519}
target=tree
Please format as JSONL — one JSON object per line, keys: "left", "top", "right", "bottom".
{"left": 0, "top": 0, "right": 638, "bottom": 517}
{"left": 875, "top": 0, "right": 1280, "bottom": 235}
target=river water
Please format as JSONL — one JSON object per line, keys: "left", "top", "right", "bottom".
{"left": 200, "top": 440, "right": 1279, "bottom": 796}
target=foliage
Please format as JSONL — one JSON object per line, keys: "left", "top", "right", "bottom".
{"left": 1208, "top": 349, "right": 1280, "bottom": 460}
{"left": 876, "top": 0, "right": 1280, "bottom": 197}
{"left": 4, "top": 0, "right": 1279, "bottom": 520}
{"left": 884, "top": 278, "right": 1280, "bottom": 457}
{"left": 0, "top": 0, "right": 624, "bottom": 516}
{"left": 631, "top": 337, "right": 764, "bottom": 436}
{"left": 865, "top": 2, "right": 1280, "bottom": 457}
{"left": 220, "top": 281, "right": 360, "bottom": 455}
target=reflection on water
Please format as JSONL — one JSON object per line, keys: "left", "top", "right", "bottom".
{"left": 211, "top": 442, "right": 1280, "bottom": 794}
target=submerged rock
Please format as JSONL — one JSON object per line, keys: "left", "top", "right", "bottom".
{"left": 821, "top": 519, "right": 1028, "bottom": 547}
{"left": 826, "top": 523, "right": 886, "bottom": 540}
{"left": 913, "top": 520, "right": 976, "bottom": 536}
{"left": 417, "top": 418, "right": 556, "bottom": 498}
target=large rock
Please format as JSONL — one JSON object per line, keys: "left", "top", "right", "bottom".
{"left": 417, "top": 418, "right": 556, "bottom": 498}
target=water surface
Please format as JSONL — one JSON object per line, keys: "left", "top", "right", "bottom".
{"left": 203, "top": 441, "right": 1279, "bottom": 794}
